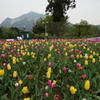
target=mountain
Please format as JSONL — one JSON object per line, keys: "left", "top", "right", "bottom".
{"left": 0, "top": 11, "right": 45, "bottom": 31}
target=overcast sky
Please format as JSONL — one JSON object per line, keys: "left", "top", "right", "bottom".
{"left": 0, "top": 0, "right": 100, "bottom": 25}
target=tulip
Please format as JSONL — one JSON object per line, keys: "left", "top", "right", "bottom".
{"left": 47, "top": 80, "right": 52, "bottom": 85}
{"left": 70, "top": 55, "right": 74, "bottom": 59}
{"left": 18, "top": 80, "right": 23, "bottom": 85}
{"left": 45, "top": 86, "right": 49, "bottom": 90}
{"left": 89, "top": 55, "right": 93, "bottom": 59}
{"left": 45, "top": 93, "right": 49, "bottom": 98}
{"left": 47, "top": 62, "right": 52, "bottom": 67}
{"left": 13, "top": 71, "right": 17, "bottom": 78}
{"left": 85, "top": 60, "right": 88, "bottom": 66}
{"left": 51, "top": 82, "right": 55, "bottom": 88}
{"left": 54, "top": 94, "right": 59, "bottom": 100}
{"left": 44, "top": 58, "right": 47, "bottom": 61}
{"left": 62, "top": 67, "right": 67, "bottom": 72}
{"left": 2, "top": 63, "right": 6, "bottom": 67}
{"left": 84, "top": 80, "right": 90, "bottom": 90}
{"left": 73, "top": 60, "right": 77, "bottom": 63}
{"left": 65, "top": 52, "right": 68, "bottom": 56}
{"left": 92, "top": 58, "right": 95, "bottom": 63}
{"left": 76, "top": 63, "right": 81, "bottom": 68}
{"left": 22, "top": 86, "right": 28, "bottom": 94}
{"left": 82, "top": 74, "right": 87, "bottom": 79}
{"left": 46, "top": 71, "right": 51, "bottom": 78}
{"left": 23, "top": 97, "right": 30, "bottom": 100}
{"left": 23, "top": 62, "right": 26, "bottom": 65}
{"left": 47, "top": 54, "right": 51, "bottom": 58}
{"left": 76, "top": 54, "right": 79, "bottom": 58}
{"left": 15, "top": 83, "right": 19, "bottom": 87}
{"left": 66, "top": 84, "right": 70, "bottom": 88}
{"left": 70, "top": 86, "right": 77, "bottom": 94}
{"left": 1, "top": 54, "right": 6, "bottom": 58}
{"left": 47, "top": 67, "right": 51, "bottom": 73}
{"left": 28, "top": 75, "right": 33, "bottom": 80}
{"left": 0, "top": 69, "right": 5, "bottom": 76}
{"left": 53, "top": 80, "right": 57, "bottom": 84}
{"left": 7, "top": 63, "right": 11, "bottom": 70}
{"left": 12, "top": 60, "right": 16, "bottom": 64}
{"left": 80, "top": 54, "right": 83, "bottom": 58}
{"left": 75, "top": 49, "right": 79, "bottom": 54}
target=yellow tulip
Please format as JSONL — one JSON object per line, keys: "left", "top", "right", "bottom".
{"left": 84, "top": 80, "right": 90, "bottom": 90}
{"left": 20, "top": 58, "right": 23, "bottom": 60}
{"left": 85, "top": 60, "right": 88, "bottom": 66}
{"left": 12, "top": 60, "right": 16, "bottom": 64}
{"left": 32, "top": 55, "right": 35, "bottom": 58}
{"left": 13, "top": 71, "right": 17, "bottom": 78}
{"left": 7, "top": 64, "right": 11, "bottom": 70}
{"left": 23, "top": 98, "right": 30, "bottom": 100}
{"left": 46, "top": 72, "right": 51, "bottom": 78}
{"left": 48, "top": 67, "right": 51, "bottom": 73}
{"left": 80, "top": 54, "right": 83, "bottom": 58}
{"left": 93, "top": 52, "right": 96, "bottom": 55}
{"left": 70, "top": 86, "right": 77, "bottom": 95}
{"left": 0, "top": 69, "right": 5, "bottom": 76}
{"left": 92, "top": 58, "right": 95, "bottom": 63}
{"left": 22, "top": 86, "right": 28, "bottom": 94}
{"left": 89, "top": 55, "right": 93, "bottom": 59}
{"left": 85, "top": 54, "right": 88, "bottom": 59}
{"left": 65, "top": 52, "right": 68, "bottom": 56}
{"left": 27, "top": 52, "right": 30, "bottom": 56}
{"left": 87, "top": 48, "right": 90, "bottom": 51}
{"left": 16, "top": 59, "right": 19, "bottom": 62}
{"left": 44, "top": 58, "right": 47, "bottom": 61}
{"left": 18, "top": 80, "right": 23, "bottom": 85}
{"left": 76, "top": 54, "right": 79, "bottom": 58}
{"left": 47, "top": 54, "right": 51, "bottom": 58}
{"left": 96, "top": 53, "right": 99, "bottom": 56}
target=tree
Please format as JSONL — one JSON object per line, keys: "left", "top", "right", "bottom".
{"left": 46, "top": 0, "right": 76, "bottom": 22}
{"left": 32, "top": 18, "right": 45, "bottom": 34}
{"left": 10, "top": 27, "right": 20, "bottom": 34}
{"left": 74, "top": 20, "right": 90, "bottom": 37}
{"left": 0, "top": 26, "right": 18, "bottom": 39}
{"left": 32, "top": 16, "right": 69, "bottom": 38}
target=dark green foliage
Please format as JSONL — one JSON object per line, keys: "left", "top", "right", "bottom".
{"left": 0, "top": 27, "right": 18, "bottom": 39}
{"left": 46, "top": 0, "right": 76, "bottom": 22}
{"left": 32, "top": 16, "right": 69, "bottom": 38}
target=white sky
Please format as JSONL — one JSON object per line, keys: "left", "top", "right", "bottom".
{"left": 0, "top": 0, "right": 100, "bottom": 25}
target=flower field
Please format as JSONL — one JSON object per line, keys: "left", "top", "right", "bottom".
{"left": 0, "top": 39, "right": 100, "bottom": 100}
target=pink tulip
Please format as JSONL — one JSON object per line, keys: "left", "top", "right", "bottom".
{"left": 2, "top": 63, "right": 6, "bottom": 66}
{"left": 48, "top": 62, "right": 52, "bottom": 66}
{"left": 81, "top": 74, "right": 87, "bottom": 79}
{"left": 75, "top": 49, "right": 79, "bottom": 54}
{"left": 63, "top": 67, "right": 67, "bottom": 72}
{"left": 51, "top": 82, "right": 55, "bottom": 88}
{"left": 45, "top": 93, "right": 49, "bottom": 98}
{"left": 70, "top": 55, "right": 74, "bottom": 59}
{"left": 58, "top": 51, "right": 61, "bottom": 55}
{"left": 76, "top": 63, "right": 81, "bottom": 68}
{"left": 66, "top": 84, "right": 70, "bottom": 88}
{"left": 1, "top": 54, "right": 6, "bottom": 58}
{"left": 8, "top": 48, "right": 11, "bottom": 50}
{"left": 47, "top": 80, "right": 52, "bottom": 85}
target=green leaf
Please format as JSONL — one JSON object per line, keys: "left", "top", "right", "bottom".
{"left": 93, "top": 95, "right": 100, "bottom": 100}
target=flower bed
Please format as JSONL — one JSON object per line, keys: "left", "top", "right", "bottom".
{"left": 0, "top": 39, "right": 100, "bottom": 100}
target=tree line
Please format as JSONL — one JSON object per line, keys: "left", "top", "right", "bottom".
{"left": 32, "top": 16, "right": 100, "bottom": 39}
{"left": 0, "top": 27, "right": 20, "bottom": 39}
